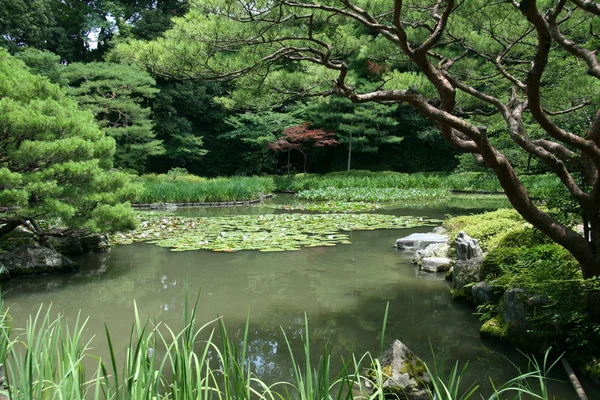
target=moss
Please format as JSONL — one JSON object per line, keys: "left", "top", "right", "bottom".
{"left": 445, "top": 267, "right": 453, "bottom": 281}
{"left": 399, "top": 353, "right": 427, "bottom": 380}
{"left": 450, "top": 288, "right": 471, "bottom": 302}
{"left": 443, "top": 209, "right": 525, "bottom": 251}
{"left": 480, "top": 316, "right": 509, "bottom": 340}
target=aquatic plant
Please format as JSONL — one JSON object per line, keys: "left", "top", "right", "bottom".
{"left": 112, "top": 213, "right": 441, "bottom": 252}
{"left": 0, "top": 299, "right": 559, "bottom": 400}
{"left": 297, "top": 187, "right": 449, "bottom": 203}
{"left": 137, "top": 176, "right": 275, "bottom": 203}
{"left": 272, "top": 201, "right": 381, "bottom": 213}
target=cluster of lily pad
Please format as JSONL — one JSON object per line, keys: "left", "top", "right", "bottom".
{"left": 296, "top": 187, "right": 449, "bottom": 202}
{"left": 272, "top": 201, "right": 381, "bottom": 213}
{"left": 112, "top": 213, "right": 441, "bottom": 252}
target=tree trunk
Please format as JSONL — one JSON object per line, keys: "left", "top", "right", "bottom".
{"left": 347, "top": 133, "right": 352, "bottom": 171}
{"left": 287, "top": 149, "right": 290, "bottom": 175}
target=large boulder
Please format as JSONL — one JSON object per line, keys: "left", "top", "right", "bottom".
{"left": 472, "top": 281, "right": 502, "bottom": 307}
{"left": 420, "top": 257, "right": 452, "bottom": 273}
{"left": 452, "top": 257, "right": 483, "bottom": 292}
{"left": 502, "top": 288, "right": 549, "bottom": 335}
{"left": 395, "top": 233, "right": 447, "bottom": 251}
{"left": 455, "top": 231, "right": 483, "bottom": 260}
{"left": 366, "top": 340, "right": 431, "bottom": 400}
{"left": 0, "top": 244, "right": 78, "bottom": 279}
{"left": 50, "top": 231, "right": 110, "bottom": 256}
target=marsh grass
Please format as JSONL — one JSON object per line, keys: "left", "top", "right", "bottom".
{"left": 274, "top": 171, "right": 559, "bottom": 199}
{"left": 0, "top": 297, "right": 559, "bottom": 400}
{"left": 137, "top": 176, "right": 275, "bottom": 203}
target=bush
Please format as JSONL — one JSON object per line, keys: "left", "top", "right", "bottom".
{"left": 443, "top": 209, "right": 525, "bottom": 251}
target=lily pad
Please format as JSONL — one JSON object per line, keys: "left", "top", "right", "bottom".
{"left": 112, "top": 213, "right": 442, "bottom": 252}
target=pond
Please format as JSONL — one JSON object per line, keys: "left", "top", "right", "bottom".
{"left": 2, "top": 195, "right": 597, "bottom": 399}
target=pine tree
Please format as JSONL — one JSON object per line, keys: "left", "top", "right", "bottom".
{"left": 0, "top": 49, "right": 138, "bottom": 241}
{"left": 62, "top": 62, "right": 165, "bottom": 172}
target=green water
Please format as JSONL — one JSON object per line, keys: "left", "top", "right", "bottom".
{"left": 2, "top": 196, "right": 596, "bottom": 398}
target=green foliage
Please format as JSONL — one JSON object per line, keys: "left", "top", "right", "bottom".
{"left": 297, "top": 187, "right": 448, "bottom": 203}
{"left": 0, "top": 49, "right": 138, "bottom": 235}
{"left": 0, "top": 297, "right": 557, "bottom": 400}
{"left": 222, "top": 111, "right": 301, "bottom": 174}
{"left": 148, "top": 80, "right": 223, "bottom": 173}
{"left": 443, "top": 209, "right": 526, "bottom": 251}
{"left": 62, "top": 61, "right": 165, "bottom": 172}
{"left": 136, "top": 174, "right": 274, "bottom": 203}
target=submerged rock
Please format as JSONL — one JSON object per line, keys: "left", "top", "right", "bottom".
{"left": 366, "top": 340, "right": 431, "bottom": 400}
{"left": 395, "top": 233, "right": 447, "bottom": 250}
{"left": 0, "top": 244, "right": 78, "bottom": 280}
{"left": 420, "top": 257, "right": 452, "bottom": 273}
{"left": 455, "top": 231, "right": 483, "bottom": 260}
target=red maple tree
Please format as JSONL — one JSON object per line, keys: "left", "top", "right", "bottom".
{"left": 269, "top": 122, "right": 338, "bottom": 173}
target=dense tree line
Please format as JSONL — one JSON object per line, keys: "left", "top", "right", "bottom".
{"left": 0, "top": 0, "right": 457, "bottom": 177}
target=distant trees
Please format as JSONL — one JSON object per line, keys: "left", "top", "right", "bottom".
{"left": 0, "top": 49, "right": 138, "bottom": 241}
{"left": 62, "top": 62, "right": 165, "bottom": 172}
{"left": 269, "top": 123, "right": 338, "bottom": 173}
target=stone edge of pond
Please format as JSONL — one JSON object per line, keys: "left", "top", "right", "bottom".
{"left": 132, "top": 194, "right": 274, "bottom": 208}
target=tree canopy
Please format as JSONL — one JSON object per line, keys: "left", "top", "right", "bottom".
{"left": 62, "top": 62, "right": 165, "bottom": 172}
{"left": 0, "top": 49, "right": 138, "bottom": 241}
{"left": 118, "top": 0, "right": 600, "bottom": 277}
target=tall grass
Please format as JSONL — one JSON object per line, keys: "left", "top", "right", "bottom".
{"left": 136, "top": 176, "right": 275, "bottom": 203}
{"left": 274, "top": 170, "right": 560, "bottom": 199}
{"left": 0, "top": 297, "right": 562, "bottom": 400}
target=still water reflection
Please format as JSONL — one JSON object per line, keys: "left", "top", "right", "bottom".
{"left": 2, "top": 197, "right": 595, "bottom": 399}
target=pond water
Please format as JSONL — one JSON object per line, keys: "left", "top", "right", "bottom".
{"left": 2, "top": 196, "right": 597, "bottom": 399}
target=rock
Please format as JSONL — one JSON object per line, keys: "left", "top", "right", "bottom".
{"left": 395, "top": 233, "right": 447, "bottom": 250}
{"left": 0, "top": 244, "right": 78, "bottom": 278}
{"left": 432, "top": 226, "right": 446, "bottom": 234}
{"left": 50, "top": 232, "right": 110, "bottom": 256}
{"left": 502, "top": 288, "right": 549, "bottom": 335}
{"left": 420, "top": 257, "right": 452, "bottom": 273}
{"left": 455, "top": 231, "right": 483, "bottom": 260}
{"left": 412, "top": 243, "right": 450, "bottom": 264}
{"left": 366, "top": 340, "right": 431, "bottom": 400}
{"left": 452, "top": 257, "right": 483, "bottom": 292}
{"left": 471, "top": 281, "right": 502, "bottom": 307}
{"left": 78, "top": 233, "right": 110, "bottom": 253}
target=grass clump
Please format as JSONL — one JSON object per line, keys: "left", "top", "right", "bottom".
{"left": 136, "top": 175, "right": 275, "bottom": 203}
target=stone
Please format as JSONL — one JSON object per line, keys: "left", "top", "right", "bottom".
{"left": 50, "top": 231, "right": 110, "bottom": 255}
{"left": 452, "top": 257, "right": 483, "bottom": 291}
{"left": 0, "top": 244, "right": 78, "bottom": 278}
{"left": 420, "top": 257, "right": 452, "bottom": 273}
{"left": 412, "top": 242, "right": 450, "bottom": 264}
{"left": 502, "top": 288, "right": 549, "bottom": 335}
{"left": 455, "top": 231, "right": 483, "bottom": 260}
{"left": 365, "top": 340, "right": 431, "bottom": 400}
{"left": 471, "top": 281, "right": 502, "bottom": 307}
{"left": 432, "top": 226, "right": 447, "bottom": 234}
{"left": 395, "top": 233, "right": 447, "bottom": 250}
